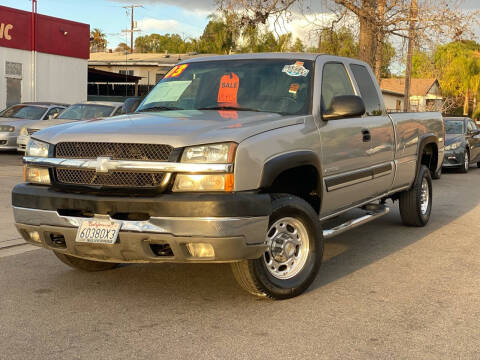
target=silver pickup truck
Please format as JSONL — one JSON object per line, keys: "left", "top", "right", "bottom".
{"left": 12, "top": 54, "right": 444, "bottom": 299}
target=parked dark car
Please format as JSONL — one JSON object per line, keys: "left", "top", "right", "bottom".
{"left": 442, "top": 117, "right": 480, "bottom": 173}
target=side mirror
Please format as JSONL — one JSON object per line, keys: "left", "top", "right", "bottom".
{"left": 322, "top": 95, "right": 366, "bottom": 121}
{"left": 123, "top": 97, "right": 143, "bottom": 114}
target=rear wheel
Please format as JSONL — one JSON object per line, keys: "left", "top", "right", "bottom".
{"left": 477, "top": 161, "right": 480, "bottom": 168}
{"left": 459, "top": 150, "right": 469, "bottom": 173}
{"left": 54, "top": 252, "right": 119, "bottom": 272}
{"left": 431, "top": 166, "right": 442, "bottom": 180}
{"left": 399, "top": 165, "right": 432, "bottom": 227}
{"left": 231, "top": 194, "right": 323, "bottom": 299}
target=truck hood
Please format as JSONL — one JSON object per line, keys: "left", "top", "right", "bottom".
{"left": 32, "top": 110, "right": 305, "bottom": 148}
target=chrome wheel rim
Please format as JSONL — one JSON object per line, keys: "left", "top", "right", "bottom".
{"left": 465, "top": 152, "right": 469, "bottom": 170}
{"left": 264, "top": 217, "right": 310, "bottom": 280}
{"left": 420, "top": 178, "right": 430, "bottom": 215}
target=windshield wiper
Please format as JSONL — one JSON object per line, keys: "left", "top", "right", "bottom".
{"left": 197, "top": 106, "right": 262, "bottom": 112}
{"left": 137, "top": 106, "right": 184, "bottom": 112}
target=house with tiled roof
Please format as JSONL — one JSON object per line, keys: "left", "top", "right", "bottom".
{"left": 380, "top": 78, "right": 443, "bottom": 112}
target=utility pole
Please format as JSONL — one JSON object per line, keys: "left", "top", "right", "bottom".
{"left": 404, "top": 0, "right": 418, "bottom": 112}
{"left": 122, "top": 4, "right": 142, "bottom": 53}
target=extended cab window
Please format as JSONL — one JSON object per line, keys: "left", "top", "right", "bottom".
{"left": 350, "top": 64, "right": 383, "bottom": 116}
{"left": 137, "top": 59, "right": 313, "bottom": 116}
{"left": 321, "top": 63, "right": 355, "bottom": 111}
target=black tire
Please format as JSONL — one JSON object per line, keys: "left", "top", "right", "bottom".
{"left": 54, "top": 252, "right": 119, "bottom": 272}
{"left": 477, "top": 161, "right": 480, "bottom": 168}
{"left": 431, "top": 166, "right": 442, "bottom": 180}
{"left": 399, "top": 165, "right": 432, "bottom": 227}
{"left": 231, "top": 194, "right": 323, "bottom": 299}
{"left": 459, "top": 150, "right": 469, "bottom": 173}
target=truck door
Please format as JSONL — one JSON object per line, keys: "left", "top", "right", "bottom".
{"left": 318, "top": 62, "right": 385, "bottom": 216}
{"left": 467, "top": 119, "right": 480, "bottom": 161}
{"left": 348, "top": 64, "right": 395, "bottom": 196}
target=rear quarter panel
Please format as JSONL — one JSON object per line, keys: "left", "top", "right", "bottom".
{"left": 389, "top": 112, "right": 444, "bottom": 188}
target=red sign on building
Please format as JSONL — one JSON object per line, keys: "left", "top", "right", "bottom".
{"left": 0, "top": 5, "right": 89, "bottom": 59}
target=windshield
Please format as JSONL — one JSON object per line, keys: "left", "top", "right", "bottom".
{"left": 0, "top": 105, "right": 46, "bottom": 120}
{"left": 445, "top": 120, "right": 464, "bottom": 134}
{"left": 137, "top": 59, "right": 313, "bottom": 115}
{"left": 57, "top": 104, "right": 114, "bottom": 120}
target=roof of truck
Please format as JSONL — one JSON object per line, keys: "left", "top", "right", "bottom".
{"left": 181, "top": 53, "right": 322, "bottom": 64}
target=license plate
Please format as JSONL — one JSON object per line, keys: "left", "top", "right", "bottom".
{"left": 75, "top": 220, "right": 121, "bottom": 244}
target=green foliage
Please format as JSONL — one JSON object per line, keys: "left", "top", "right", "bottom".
{"left": 134, "top": 33, "right": 196, "bottom": 54}
{"left": 316, "top": 26, "right": 394, "bottom": 77}
{"left": 413, "top": 41, "right": 480, "bottom": 115}
{"left": 290, "top": 38, "right": 305, "bottom": 52}
{"left": 90, "top": 28, "right": 107, "bottom": 51}
{"left": 197, "top": 18, "right": 239, "bottom": 54}
{"left": 412, "top": 51, "right": 435, "bottom": 78}
{"left": 381, "top": 41, "right": 395, "bottom": 78}
{"left": 317, "top": 27, "right": 358, "bottom": 58}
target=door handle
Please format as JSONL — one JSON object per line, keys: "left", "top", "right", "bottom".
{"left": 362, "top": 129, "right": 371, "bottom": 142}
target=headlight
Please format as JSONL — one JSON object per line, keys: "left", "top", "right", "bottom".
{"left": 0, "top": 125, "right": 14, "bottom": 132}
{"left": 173, "top": 174, "right": 234, "bottom": 192}
{"left": 26, "top": 139, "right": 50, "bottom": 157}
{"left": 23, "top": 166, "right": 51, "bottom": 185}
{"left": 20, "top": 127, "right": 28, "bottom": 136}
{"left": 445, "top": 142, "right": 462, "bottom": 151}
{"left": 181, "top": 142, "right": 237, "bottom": 163}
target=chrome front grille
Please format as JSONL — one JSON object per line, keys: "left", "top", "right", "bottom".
{"left": 27, "top": 128, "right": 39, "bottom": 136}
{"left": 55, "top": 142, "right": 174, "bottom": 161}
{"left": 53, "top": 142, "right": 174, "bottom": 189}
{"left": 56, "top": 169, "right": 167, "bottom": 188}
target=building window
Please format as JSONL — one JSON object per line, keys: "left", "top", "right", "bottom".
{"left": 5, "top": 62, "right": 22, "bottom": 106}
{"left": 5, "top": 61, "right": 22, "bottom": 78}
{"left": 119, "top": 70, "right": 134, "bottom": 76}
{"left": 396, "top": 99, "right": 401, "bottom": 111}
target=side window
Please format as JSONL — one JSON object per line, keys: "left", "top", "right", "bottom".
{"left": 350, "top": 64, "right": 383, "bottom": 116}
{"left": 467, "top": 120, "right": 476, "bottom": 132}
{"left": 44, "top": 107, "right": 61, "bottom": 119}
{"left": 321, "top": 63, "right": 355, "bottom": 111}
{"left": 113, "top": 107, "right": 124, "bottom": 116}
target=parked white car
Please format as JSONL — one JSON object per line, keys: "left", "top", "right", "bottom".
{"left": 17, "top": 101, "right": 124, "bottom": 152}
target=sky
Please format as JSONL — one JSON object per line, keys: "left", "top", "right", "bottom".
{"left": 2, "top": 0, "right": 479, "bottom": 51}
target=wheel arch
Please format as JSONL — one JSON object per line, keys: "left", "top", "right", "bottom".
{"left": 416, "top": 135, "right": 439, "bottom": 180}
{"left": 259, "top": 151, "right": 323, "bottom": 213}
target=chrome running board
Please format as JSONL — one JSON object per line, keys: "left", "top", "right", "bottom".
{"left": 323, "top": 205, "right": 390, "bottom": 239}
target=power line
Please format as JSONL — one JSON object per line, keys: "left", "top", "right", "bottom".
{"left": 122, "top": 4, "right": 143, "bottom": 53}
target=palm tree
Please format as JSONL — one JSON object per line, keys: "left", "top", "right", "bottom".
{"left": 90, "top": 28, "right": 107, "bottom": 53}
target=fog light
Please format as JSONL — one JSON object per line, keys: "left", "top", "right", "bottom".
{"left": 186, "top": 243, "right": 215, "bottom": 258}
{"left": 24, "top": 166, "right": 51, "bottom": 185}
{"left": 28, "top": 231, "right": 41, "bottom": 243}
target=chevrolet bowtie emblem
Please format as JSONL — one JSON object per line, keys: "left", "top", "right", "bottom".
{"left": 95, "top": 157, "right": 114, "bottom": 173}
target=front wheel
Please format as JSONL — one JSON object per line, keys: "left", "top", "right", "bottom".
{"left": 398, "top": 165, "right": 432, "bottom": 227}
{"left": 231, "top": 194, "right": 323, "bottom": 299}
{"left": 459, "top": 150, "right": 469, "bottom": 173}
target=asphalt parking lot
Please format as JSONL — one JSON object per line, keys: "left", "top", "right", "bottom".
{"left": 1, "top": 152, "right": 480, "bottom": 360}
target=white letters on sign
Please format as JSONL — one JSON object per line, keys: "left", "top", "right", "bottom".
{"left": 0, "top": 23, "right": 14, "bottom": 40}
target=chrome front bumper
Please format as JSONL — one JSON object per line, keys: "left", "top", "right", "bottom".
{"left": 13, "top": 207, "right": 269, "bottom": 263}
